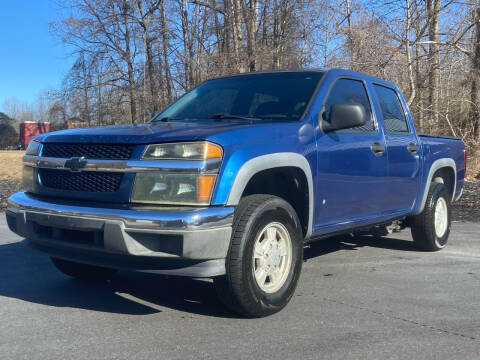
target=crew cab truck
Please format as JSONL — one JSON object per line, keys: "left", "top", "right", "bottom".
{"left": 6, "top": 69, "right": 465, "bottom": 317}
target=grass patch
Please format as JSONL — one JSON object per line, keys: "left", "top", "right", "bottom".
{"left": 0, "top": 151, "right": 24, "bottom": 181}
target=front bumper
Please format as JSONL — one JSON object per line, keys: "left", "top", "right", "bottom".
{"left": 6, "top": 192, "right": 234, "bottom": 277}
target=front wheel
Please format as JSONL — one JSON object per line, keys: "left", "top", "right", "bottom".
{"left": 410, "top": 182, "right": 451, "bottom": 251}
{"left": 214, "top": 195, "right": 303, "bottom": 317}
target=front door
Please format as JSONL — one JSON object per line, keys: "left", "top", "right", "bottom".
{"left": 314, "top": 77, "right": 389, "bottom": 231}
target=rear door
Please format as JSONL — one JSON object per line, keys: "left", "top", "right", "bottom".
{"left": 314, "top": 77, "right": 389, "bottom": 229}
{"left": 371, "top": 84, "right": 420, "bottom": 213}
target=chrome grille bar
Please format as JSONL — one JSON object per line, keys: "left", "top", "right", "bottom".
{"left": 23, "top": 155, "right": 222, "bottom": 173}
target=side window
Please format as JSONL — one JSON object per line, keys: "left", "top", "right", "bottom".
{"left": 323, "top": 78, "right": 374, "bottom": 132}
{"left": 372, "top": 84, "right": 409, "bottom": 133}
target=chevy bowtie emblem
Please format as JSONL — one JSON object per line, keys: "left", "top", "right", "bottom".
{"left": 64, "top": 157, "right": 87, "bottom": 172}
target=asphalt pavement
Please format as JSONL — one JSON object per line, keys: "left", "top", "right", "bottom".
{"left": 0, "top": 216, "right": 479, "bottom": 360}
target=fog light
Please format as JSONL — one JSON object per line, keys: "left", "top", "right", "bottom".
{"left": 22, "top": 166, "right": 35, "bottom": 191}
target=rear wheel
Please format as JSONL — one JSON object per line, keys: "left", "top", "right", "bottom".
{"left": 410, "top": 182, "right": 451, "bottom": 251}
{"left": 214, "top": 195, "right": 303, "bottom": 317}
{"left": 51, "top": 257, "right": 117, "bottom": 281}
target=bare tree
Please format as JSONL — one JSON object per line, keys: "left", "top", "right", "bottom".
{"left": 41, "top": 0, "right": 478, "bottom": 175}
{"left": 426, "top": 0, "right": 441, "bottom": 128}
{"left": 135, "top": 0, "right": 162, "bottom": 112}
{"left": 470, "top": 2, "right": 480, "bottom": 139}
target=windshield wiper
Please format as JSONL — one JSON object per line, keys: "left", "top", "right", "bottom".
{"left": 210, "top": 113, "right": 262, "bottom": 121}
{"left": 154, "top": 117, "right": 185, "bottom": 122}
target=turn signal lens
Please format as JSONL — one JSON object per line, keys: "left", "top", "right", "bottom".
{"left": 203, "top": 142, "right": 222, "bottom": 159}
{"left": 197, "top": 175, "right": 216, "bottom": 202}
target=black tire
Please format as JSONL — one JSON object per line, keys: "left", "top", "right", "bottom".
{"left": 410, "top": 182, "right": 451, "bottom": 251}
{"left": 214, "top": 194, "right": 303, "bottom": 317}
{"left": 51, "top": 257, "right": 117, "bottom": 281}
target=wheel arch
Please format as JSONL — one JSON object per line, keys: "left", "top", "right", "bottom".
{"left": 226, "top": 153, "right": 314, "bottom": 238}
{"left": 415, "top": 158, "right": 456, "bottom": 214}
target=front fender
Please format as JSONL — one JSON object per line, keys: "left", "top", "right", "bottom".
{"left": 213, "top": 152, "right": 314, "bottom": 238}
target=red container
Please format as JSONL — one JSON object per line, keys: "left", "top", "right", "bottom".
{"left": 20, "top": 122, "right": 51, "bottom": 150}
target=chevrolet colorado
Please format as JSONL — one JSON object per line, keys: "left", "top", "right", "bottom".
{"left": 6, "top": 69, "right": 466, "bottom": 317}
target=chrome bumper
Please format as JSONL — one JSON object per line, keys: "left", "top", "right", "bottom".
{"left": 6, "top": 192, "right": 234, "bottom": 277}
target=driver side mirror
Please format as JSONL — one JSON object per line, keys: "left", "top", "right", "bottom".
{"left": 320, "top": 104, "right": 367, "bottom": 132}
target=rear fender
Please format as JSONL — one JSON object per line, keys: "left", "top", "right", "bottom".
{"left": 414, "top": 158, "right": 456, "bottom": 214}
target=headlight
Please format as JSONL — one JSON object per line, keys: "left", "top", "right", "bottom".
{"left": 131, "top": 172, "right": 216, "bottom": 205}
{"left": 25, "top": 140, "right": 41, "bottom": 156}
{"left": 143, "top": 141, "right": 222, "bottom": 160}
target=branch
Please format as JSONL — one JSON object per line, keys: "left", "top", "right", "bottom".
{"left": 415, "top": 40, "right": 472, "bottom": 55}
{"left": 190, "top": 0, "right": 226, "bottom": 15}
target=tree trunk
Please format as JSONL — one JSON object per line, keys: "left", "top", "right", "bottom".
{"left": 470, "top": 5, "right": 480, "bottom": 140}
{"left": 223, "top": 0, "right": 232, "bottom": 62}
{"left": 242, "top": 0, "right": 258, "bottom": 71}
{"left": 80, "top": 54, "right": 91, "bottom": 126}
{"left": 160, "top": 0, "right": 173, "bottom": 103}
{"left": 122, "top": 1, "right": 137, "bottom": 124}
{"left": 414, "top": 4, "right": 424, "bottom": 132}
{"left": 210, "top": 0, "right": 224, "bottom": 64}
{"left": 96, "top": 73, "right": 104, "bottom": 126}
{"left": 231, "top": 0, "right": 244, "bottom": 72}
{"left": 345, "top": 0, "right": 355, "bottom": 68}
{"left": 272, "top": 0, "right": 280, "bottom": 68}
{"left": 181, "top": 0, "right": 192, "bottom": 88}
{"left": 426, "top": 0, "right": 441, "bottom": 130}
{"left": 157, "top": 44, "right": 166, "bottom": 107}
{"left": 135, "top": 0, "right": 158, "bottom": 112}
{"left": 405, "top": 0, "right": 416, "bottom": 107}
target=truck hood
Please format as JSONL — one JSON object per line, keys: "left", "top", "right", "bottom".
{"left": 37, "top": 120, "right": 256, "bottom": 144}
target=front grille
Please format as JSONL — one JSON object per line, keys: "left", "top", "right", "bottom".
{"left": 39, "top": 169, "right": 123, "bottom": 192}
{"left": 42, "top": 143, "right": 135, "bottom": 160}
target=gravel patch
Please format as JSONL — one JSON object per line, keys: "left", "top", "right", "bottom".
{"left": 1, "top": 179, "right": 479, "bottom": 221}
{"left": 452, "top": 179, "right": 480, "bottom": 222}
{"left": 0, "top": 180, "right": 22, "bottom": 211}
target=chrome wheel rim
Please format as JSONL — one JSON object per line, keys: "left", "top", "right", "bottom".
{"left": 434, "top": 197, "right": 448, "bottom": 239}
{"left": 252, "top": 222, "right": 293, "bottom": 294}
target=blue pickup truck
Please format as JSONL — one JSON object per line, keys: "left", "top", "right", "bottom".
{"left": 6, "top": 69, "right": 465, "bottom": 317}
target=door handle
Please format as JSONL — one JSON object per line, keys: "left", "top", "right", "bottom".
{"left": 407, "top": 142, "right": 419, "bottom": 155}
{"left": 370, "top": 142, "right": 386, "bottom": 156}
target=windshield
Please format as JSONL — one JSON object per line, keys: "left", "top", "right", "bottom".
{"left": 153, "top": 72, "right": 323, "bottom": 122}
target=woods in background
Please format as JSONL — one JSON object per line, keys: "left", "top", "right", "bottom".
{"left": 2, "top": 0, "right": 480, "bottom": 150}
